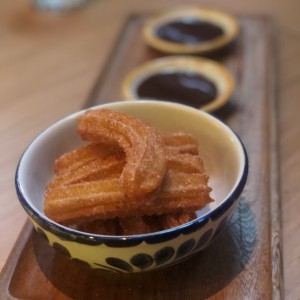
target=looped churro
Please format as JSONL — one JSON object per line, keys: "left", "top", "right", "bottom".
{"left": 44, "top": 108, "right": 213, "bottom": 235}
{"left": 77, "top": 109, "right": 167, "bottom": 198}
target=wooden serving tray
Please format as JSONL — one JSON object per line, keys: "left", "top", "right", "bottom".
{"left": 0, "top": 15, "right": 283, "bottom": 299}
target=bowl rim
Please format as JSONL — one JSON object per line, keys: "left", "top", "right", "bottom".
{"left": 15, "top": 100, "right": 248, "bottom": 245}
{"left": 121, "top": 55, "right": 235, "bottom": 113}
{"left": 143, "top": 6, "right": 240, "bottom": 54}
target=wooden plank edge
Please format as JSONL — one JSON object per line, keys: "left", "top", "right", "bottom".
{"left": 0, "top": 220, "right": 33, "bottom": 299}
{"left": 265, "top": 17, "right": 284, "bottom": 300}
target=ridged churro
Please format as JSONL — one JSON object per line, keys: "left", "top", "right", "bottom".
{"left": 119, "top": 212, "right": 197, "bottom": 235}
{"left": 44, "top": 171, "right": 211, "bottom": 224}
{"left": 166, "top": 152, "right": 205, "bottom": 174}
{"left": 163, "top": 131, "right": 199, "bottom": 155}
{"left": 74, "top": 213, "right": 197, "bottom": 235}
{"left": 48, "top": 153, "right": 125, "bottom": 190}
{"left": 160, "top": 212, "right": 197, "bottom": 230}
{"left": 54, "top": 143, "right": 118, "bottom": 175}
{"left": 44, "top": 108, "right": 213, "bottom": 235}
{"left": 77, "top": 109, "right": 167, "bottom": 199}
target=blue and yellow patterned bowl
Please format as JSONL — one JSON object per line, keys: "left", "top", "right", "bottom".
{"left": 15, "top": 100, "right": 248, "bottom": 273}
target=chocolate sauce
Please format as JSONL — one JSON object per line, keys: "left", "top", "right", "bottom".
{"left": 137, "top": 72, "right": 217, "bottom": 107}
{"left": 156, "top": 19, "right": 224, "bottom": 44}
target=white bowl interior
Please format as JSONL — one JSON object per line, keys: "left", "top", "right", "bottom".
{"left": 17, "top": 100, "right": 245, "bottom": 224}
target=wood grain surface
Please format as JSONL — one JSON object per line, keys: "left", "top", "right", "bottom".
{"left": 0, "top": 15, "right": 282, "bottom": 299}
{"left": 89, "top": 15, "right": 282, "bottom": 299}
{"left": 1, "top": 1, "right": 300, "bottom": 299}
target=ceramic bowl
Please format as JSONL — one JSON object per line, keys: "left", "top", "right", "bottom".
{"left": 122, "top": 56, "right": 235, "bottom": 113}
{"left": 143, "top": 7, "right": 239, "bottom": 54}
{"left": 15, "top": 100, "right": 248, "bottom": 273}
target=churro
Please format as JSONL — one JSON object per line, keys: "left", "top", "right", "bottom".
{"left": 44, "top": 171, "right": 211, "bottom": 224}
{"left": 74, "top": 213, "right": 197, "bottom": 235}
{"left": 163, "top": 131, "right": 199, "bottom": 154}
{"left": 48, "top": 153, "right": 125, "bottom": 190}
{"left": 50, "top": 151, "right": 204, "bottom": 190}
{"left": 166, "top": 152, "right": 205, "bottom": 174}
{"left": 119, "top": 216, "right": 154, "bottom": 235}
{"left": 77, "top": 109, "right": 167, "bottom": 199}
{"left": 77, "top": 218, "right": 119, "bottom": 235}
{"left": 44, "top": 108, "right": 213, "bottom": 235}
{"left": 54, "top": 143, "right": 118, "bottom": 175}
{"left": 160, "top": 212, "right": 197, "bottom": 230}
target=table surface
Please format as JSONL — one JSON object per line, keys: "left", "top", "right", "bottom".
{"left": 1, "top": 1, "right": 299, "bottom": 299}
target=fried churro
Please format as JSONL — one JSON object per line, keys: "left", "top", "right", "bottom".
{"left": 160, "top": 212, "right": 197, "bottom": 230}
{"left": 54, "top": 143, "right": 118, "bottom": 175}
{"left": 77, "top": 218, "right": 119, "bottom": 235}
{"left": 162, "top": 131, "right": 199, "bottom": 155}
{"left": 44, "top": 108, "right": 213, "bottom": 235}
{"left": 166, "top": 152, "right": 205, "bottom": 173}
{"left": 77, "top": 109, "right": 167, "bottom": 199}
{"left": 48, "top": 153, "right": 125, "bottom": 190}
{"left": 74, "top": 213, "right": 197, "bottom": 235}
{"left": 44, "top": 171, "right": 211, "bottom": 224}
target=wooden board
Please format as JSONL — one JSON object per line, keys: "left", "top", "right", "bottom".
{"left": 0, "top": 15, "right": 283, "bottom": 299}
